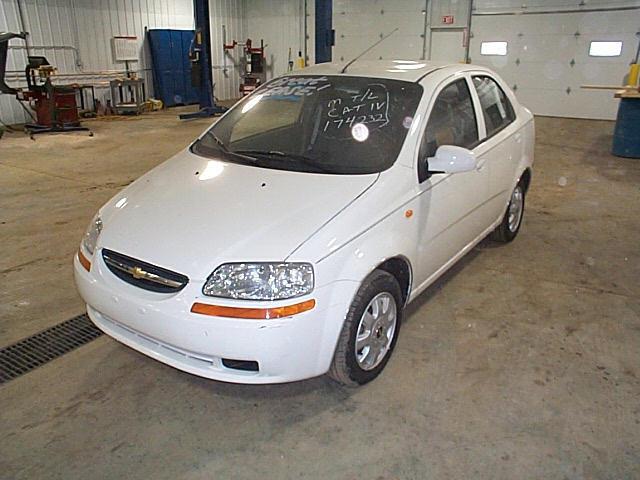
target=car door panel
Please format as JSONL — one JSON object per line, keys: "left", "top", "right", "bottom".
{"left": 470, "top": 75, "right": 521, "bottom": 221}
{"left": 413, "top": 76, "right": 491, "bottom": 289}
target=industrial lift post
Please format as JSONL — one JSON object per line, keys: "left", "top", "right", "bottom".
{"left": 179, "top": 0, "right": 227, "bottom": 120}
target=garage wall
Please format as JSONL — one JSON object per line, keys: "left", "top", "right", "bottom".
{"left": 0, "top": 0, "right": 245, "bottom": 126}
{"left": 470, "top": 0, "right": 640, "bottom": 119}
{"left": 244, "top": 0, "right": 313, "bottom": 83}
{"left": 2, "top": 0, "right": 638, "bottom": 124}
{"left": 327, "top": 0, "right": 640, "bottom": 119}
{"left": 209, "top": 0, "right": 247, "bottom": 101}
{"left": 333, "top": 0, "right": 427, "bottom": 62}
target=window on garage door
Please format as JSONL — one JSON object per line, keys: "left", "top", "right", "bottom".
{"left": 419, "top": 78, "right": 478, "bottom": 163}
{"left": 472, "top": 76, "right": 515, "bottom": 138}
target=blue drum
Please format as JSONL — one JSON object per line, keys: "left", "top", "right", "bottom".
{"left": 612, "top": 98, "right": 640, "bottom": 158}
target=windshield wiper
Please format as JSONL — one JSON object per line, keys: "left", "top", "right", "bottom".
{"left": 197, "top": 132, "right": 257, "bottom": 161}
{"left": 231, "top": 149, "right": 332, "bottom": 173}
{"left": 209, "top": 132, "right": 229, "bottom": 152}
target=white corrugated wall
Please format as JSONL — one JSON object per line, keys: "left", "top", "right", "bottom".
{"left": 210, "top": 0, "right": 247, "bottom": 100}
{"left": 0, "top": 0, "right": 246, "bottom": 125}
{"left": 245, "top": 0, "right": 311, "bottom": 81}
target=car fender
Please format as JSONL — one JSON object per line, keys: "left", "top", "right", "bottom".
{"left": 287, "top": 167, "right": 422, "bottom": 368}
{"left": 514, "top": 112, "right": 535, "bottom": 191}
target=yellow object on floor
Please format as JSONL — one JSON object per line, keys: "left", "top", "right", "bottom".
{"left": 629, "top": 63, "right": 639, "bottom": 87}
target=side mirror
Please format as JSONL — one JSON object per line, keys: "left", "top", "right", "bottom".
{"left": 427, "top": 145, "right": 477, "bottom": 175}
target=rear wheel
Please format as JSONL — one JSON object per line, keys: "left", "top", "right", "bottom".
{"left": 328, "top": 270, "right": 402, "bottom": 386}
{"left": 491, "top": 180, "right": 526, "bottom": 243}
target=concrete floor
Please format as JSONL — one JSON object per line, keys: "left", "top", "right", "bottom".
{"left": 0, "top": 109, "right": 638, "bottom": 479}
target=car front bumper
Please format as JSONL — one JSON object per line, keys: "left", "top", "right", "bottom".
{"left": 73, "top": 252, "right": 358, "bottom": 384}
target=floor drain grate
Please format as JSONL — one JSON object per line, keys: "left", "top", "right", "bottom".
{"left": 0, "top": 314, "right": 102, "bottom": 384}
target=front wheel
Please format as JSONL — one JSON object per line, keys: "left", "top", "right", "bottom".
{"left": 328, "top": 270, "right": 403, "bottom": 386}
{"left": 491, "top": 180, "right": 526, "bottom": 243}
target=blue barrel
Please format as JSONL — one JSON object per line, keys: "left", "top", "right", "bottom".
{"left": 612, "top": 98, "right": 640, "bottom": 158}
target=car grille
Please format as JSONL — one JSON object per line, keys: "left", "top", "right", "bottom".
{"left": 102, "top": 249, "right": 189, "bottom": 293}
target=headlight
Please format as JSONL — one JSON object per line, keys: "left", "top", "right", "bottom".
{"left": 203, "top": 263, "right": 314, "bottom": 300}
{"left": 82, "top": 214, "right": 102, "bottom": 256}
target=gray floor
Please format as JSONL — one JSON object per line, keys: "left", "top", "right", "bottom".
{"left": 1, "top": 110, "right": 639, "bottom": 479}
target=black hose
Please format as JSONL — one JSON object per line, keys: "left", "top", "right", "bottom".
{"left": 17, "top": 98, "right": 36, "bottom": 122}
{"left": 0, "top": 116, "right": 18, "bottom": 132}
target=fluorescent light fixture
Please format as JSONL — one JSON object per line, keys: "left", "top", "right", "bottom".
{"left": 481, "top": 41, "right": 507, "bottom": 56}
{"left": 589, "top": 41, "right": 622, "bottom": 57}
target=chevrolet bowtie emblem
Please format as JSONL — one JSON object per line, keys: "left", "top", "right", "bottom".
{"left": 131, "top": 266, "right": 148, "bottom": 279}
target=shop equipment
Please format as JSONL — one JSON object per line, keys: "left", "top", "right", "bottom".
{"left": 110, "top": 77, "right": 145, "bottom": 115}
{"left": 0, "top": 31, "right": 27, "bottom": 94}
{"left": 224, "top": 38, "right": 266, "bottom": 96}
{"left": 0, "top": 31, "right": 90, "bottom": 136}
{"left": 17, "top": 55, "right": 90, "bottom": 135}
{"left": 179, "top": 0, "right": 227, "bottom": 119}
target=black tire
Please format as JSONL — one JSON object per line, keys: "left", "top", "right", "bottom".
{"left": 490, "top": 179, "right": 526, "bottom": 243}
{"left": 328, "top": 270, "right": 403, "bottom": 386}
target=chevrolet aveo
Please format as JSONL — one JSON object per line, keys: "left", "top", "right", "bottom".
{"left": 74, "top": 61, "right": 534, "bottom": 385}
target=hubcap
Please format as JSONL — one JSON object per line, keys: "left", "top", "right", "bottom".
{"left": 507, "top": 185, "right": 524, "bottom": 233}
{"left": 355, "top": 292, "right": 397, "bottom": 371}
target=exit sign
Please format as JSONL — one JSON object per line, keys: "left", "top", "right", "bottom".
{"left": 442, "top": 15, "right": 454, "bottom": 24}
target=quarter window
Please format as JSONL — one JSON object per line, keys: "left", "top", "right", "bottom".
{"left": 472, "top": 76, "right": 515, "bottom": 137}
{"left": 419, "top": 79, "right": 478, "bottom": 162}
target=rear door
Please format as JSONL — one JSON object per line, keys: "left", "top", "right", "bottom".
{"left": 469, "top": 73, "right": 520, "bottom": 219}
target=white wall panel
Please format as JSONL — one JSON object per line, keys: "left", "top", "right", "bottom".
{"left": 470, "top": 9, "right": 640, "bottom": 119}
{"left": 210, "top": 0, "right": 248, "bottom": 100}
{"left": 430, "top": 0, "right": 469, "bottom": 28}
{"left": 333, "top": 0, "right": 427, "bottom": 62}
{"left": 244, "top": 0, "right": 309, "bottom": 82}
{"left": 0, "top": 0, "right": 244, "bottom": 125}
{"left": 474, "top": 0, "right": 640, "bottom": 14}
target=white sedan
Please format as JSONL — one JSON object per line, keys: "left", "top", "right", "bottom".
{"left": 74, "top": 60, "right": 534, "bottom": 385}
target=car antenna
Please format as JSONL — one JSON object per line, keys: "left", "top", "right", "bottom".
{"left": 340, "top": 28, "right": 399, "bottom": 74}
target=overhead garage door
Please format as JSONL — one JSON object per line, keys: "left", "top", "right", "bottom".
{"left": 333, "top": 0, "right": 426, "bottom": 62}
{"left": 469, "top": 2, "right": 640, "bottom": 120}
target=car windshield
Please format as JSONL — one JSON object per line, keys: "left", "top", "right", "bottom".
{"left": 191, "top": 75, "right": 423, "bottom": 174}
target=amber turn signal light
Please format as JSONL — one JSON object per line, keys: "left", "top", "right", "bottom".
{"left": 191, "top": 299, "right": 316, "bottom": 319}
{"left": 78, "top": 249, "right": 91, "bottom": 272}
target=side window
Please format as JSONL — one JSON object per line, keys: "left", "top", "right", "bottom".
{"left": 472, "top": 76, "right": 515, "bottom": 137}
{"left": 419, "top": 79, "right": 478, "bottom": 161}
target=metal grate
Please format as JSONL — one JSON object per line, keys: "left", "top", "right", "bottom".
{"left": 0, "top": 314, "right": 102, "bottom": 384}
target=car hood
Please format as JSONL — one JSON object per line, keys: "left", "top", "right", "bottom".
{"left": 97, "top": 149, "right": 378, "bottom": 281}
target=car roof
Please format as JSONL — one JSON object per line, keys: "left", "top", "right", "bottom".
{"left": 286, "top": 60, "right": 486, "bottom": 83}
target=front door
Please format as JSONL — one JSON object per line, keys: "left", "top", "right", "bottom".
{"left": 413, "top": 76, "right": 492, "bottom": 290}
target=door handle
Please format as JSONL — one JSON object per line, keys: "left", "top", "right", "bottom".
{"left": 476, "top": 159, "right": 487, "bottom": 171}
{"left": 515, "top": 132, "right": 522, "bottom": 143}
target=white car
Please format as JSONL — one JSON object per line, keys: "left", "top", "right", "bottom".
{"left": 74, "top": 60, "right": 534, "bottom": 385}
